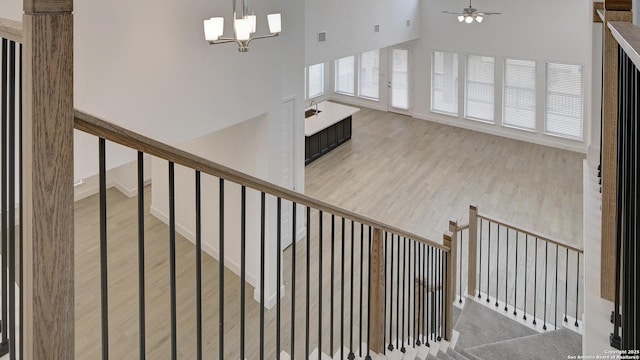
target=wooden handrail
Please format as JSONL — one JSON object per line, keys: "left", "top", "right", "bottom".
{"left": 74, "top": 110, "right": 449, "bottom": 252}
{"left": 477, "top": 212, "right": 583, "bottom": 254}
{"left": 455, "top": 223, "right": 469, "bottom": 232}
{"left": 0, "top": 18, "right": 22, "bottom": 43}
{"left": 609, "top": 21, "right": 640, "bottom": 69}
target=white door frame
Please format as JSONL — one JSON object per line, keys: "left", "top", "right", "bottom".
{"left": 388, "top": 46, "right": 413, "bottom": 115}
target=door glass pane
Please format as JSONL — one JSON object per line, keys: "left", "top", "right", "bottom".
{"left": 391, "top": 48, "right": 409, "bottom": 110}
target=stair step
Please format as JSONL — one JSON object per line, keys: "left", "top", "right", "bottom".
{"left": 446, "top": 348, "right": 470, "bottom": 360}
{"left": 436, "top": 350, "right": 454, "bottom": 360}
{"left": 465, "top": 328, "right": 582, "bottom": 360}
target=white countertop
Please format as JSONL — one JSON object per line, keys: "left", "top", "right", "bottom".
{"left": 305, "top": 101, "right": 360, "bottom": 137}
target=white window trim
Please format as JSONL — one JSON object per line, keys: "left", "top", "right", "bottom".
{"left": 464, "top": 54, "right": 496, "bottom": 124}
{"left": 501, "top": 57, "right": 538, "bottom": 132}
{"left": 357, "top": 49, "right": 381, "bottom": 102}
{"left": 306, "top": 63, "right": 326, "bottom": 100}
{"left": 431, "top": 49, "right": 459, "bottom": 117}
{"left": 543, "top": 61, "right": 585, "bottom": 141}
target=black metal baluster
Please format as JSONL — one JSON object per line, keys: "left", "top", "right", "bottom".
{"left": 487, "top": 222, "right": 491, "bottom": 303}
{"left": 543, "top": 242, "right": 548, "bottom": 331}
{"left": 277, "top": 198, "right": 282, "bottom": 360}
{"left": 341, "top": 217, "right": 345, "bottom": 359}
{"left": 459, "top": 229, "right": 463, "bottom": 303}
{"left": 169, "top": 163, "right": 178, "bottom": 360}
{"left": 505, "top": 229, "right": 509, "bottom": 311}
{"left": 260, "top": 192, "right": 265, "bottom": 360}
{"left": 1, "top": 38, "right": 7, "bottom": 351}
{"left": 575, "top": 254, "right": 580, "bottom": 327}
{"left": 564, "top": 248, "right": 569, "bottom": 323}
{"left": 241, "top": 187, "right": 247, "bottom": 360}
{"left": 383, "top": 233, "right": 388, "bottom": 352}
{"left": 99, "top": 138, "right": 109, "bottom": 360}
{"left": 524, "top": 235, "right": 528, "bottom": 320}
{"left": 533, "top": 238, "right": 538, "bottom": 325}
{"left": 422, "top": 244, "right": 427, "bottom": 346}
{"left": 359, "top": 224, "right": 364, "bottom": 356}
{"left": 194, "top": 172, "right": 201, "bottom": 360}
{"left": 479, "top": 219, "right": 483, "bottom": 299}
{"left": 219, "top": 179, "right": 225, "bottom": 360}
{"left": 555, "top": 245, "right": 559, "bottom": 330}
{"left": 319, "top": 211, "right": 323, "bottom": 355}
{"left": 366, "top": 227, "right": 372, "bottom": 360}
{"left": 407, "top": 238, "right": 412, "bottom": 348}
{"left": 7, "top": 41, "right": 15, "bottom": 360}
{"left": 18, "top": 43, "right": 23, "bottom": 360}
{"left": 430, "top": 247, "right": 433, "bottom": 343}
{"left": 496, "top": 224, "right": 500, "bottom": 307}
{"left": 348, "top": 220, "right": 355, "bottom": 360}
{"left": 417, "top": 241, "right": 422, "bottom": 346}
{"left": 401, "top": 237, "right": 406, "bottom": 353}
{"left": 290, "top": 202, "right": 296, "bottom": 359}
{"left": 330, "top": 215, "right": 335, "bottom": 357}
{"left": 396, "top": 236, "right": 400, "bottom": 350}
{"left": 413, "top": 240, "right": 417, "bottom": 347}
{"left": 306, "top": 207, "right": 311, "bottom": 359}
{"left": 388, "top": 234, "right": 395, "bottom": 352}
{"left": 139, "top": 153, "right": 147, "bottom": 360}
{"left": 438, "top": 250, "right": 442, "bottom": 341}
{"left": 514, "top": 232, "right": 518, "bottom": 316}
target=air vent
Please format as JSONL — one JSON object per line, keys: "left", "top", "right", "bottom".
{"left": 406, "top": 19, "right": 411, "bottom": 27}
{"left": 374, "top": 24, "right": 380, "bottom": 32}
{"left": 318, "top": 32, "right": 326, "bottom": 42}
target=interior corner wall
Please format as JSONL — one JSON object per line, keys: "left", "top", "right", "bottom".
{"left": 413, "top": 0, "right": 593, "bottom": 153}
{"left": 304, "top": 0, "right": 421, "bottom": 66}
{"left": 150, "top": 115, "right": 268, "bottom": 296}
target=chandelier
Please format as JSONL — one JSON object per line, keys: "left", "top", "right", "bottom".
{"left": 204, "top": 0, "right": 281, "bottom": 52}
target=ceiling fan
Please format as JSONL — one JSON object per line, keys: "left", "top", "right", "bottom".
{"left": 442, "top": 0, "right": 501, "bottom": 24}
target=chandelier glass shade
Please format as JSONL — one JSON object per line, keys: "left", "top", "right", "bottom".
{"left": 204, "top": 0, "right": 281, "bottom": 52}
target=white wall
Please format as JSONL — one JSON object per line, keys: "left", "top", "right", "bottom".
{"left": 151, "top": 115, "right": 272, "bottom": 301}
{"left": 305, "top": 0, "right": 420, "bottom": 66}
{"left": 411, "top": 0, "right": 592, "bottom": 153}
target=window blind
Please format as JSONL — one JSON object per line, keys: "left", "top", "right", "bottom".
{"left": 359, "top": 50, "right": 379, "bottom": 100}
{"left": 431, "top": 51, "right": 458, "bottom": 115}
{"left": 466, "top": 55, "right": 495, "bottom": 122}
{"left": 504, "top": 59, "right": 536, "bottom": 130}
{"left": 308, "top": 63, "right": 324, "bottom": 99}
{"left": 335, "top": 56, "right": 355, "bottom": 95}
{"left": 545, "top": 63, "right": 583, "bottom": 140}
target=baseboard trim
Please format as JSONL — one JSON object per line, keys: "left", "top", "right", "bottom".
{"left": 149, "top": 205, "right": 258, "bottom": 289}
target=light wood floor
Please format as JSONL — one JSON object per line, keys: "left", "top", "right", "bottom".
{"left": 305, "top": 107, "right": 584, "bottom": 247}
{"left": 73, "top": 108, "right": 584, "bottom": 359}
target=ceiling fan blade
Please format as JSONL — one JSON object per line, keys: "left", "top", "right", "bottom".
{"left": 442, "top": 11, "right": 465, "bottom": 14}
{"left": 476, "top": 12, "right": 501, "bottom": 15}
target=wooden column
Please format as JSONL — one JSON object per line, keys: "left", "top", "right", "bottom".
{"left": 22, "top": 0, "right": 74, "bottom": 359}
{"left": 601, "top": 2, "right": 632, "bottom": 301}
{"left": 467, "top": 205, "right": 478, "bottom": 297}
{"left": 369, "top": 228, "right": 385, "bottom": 353}
{"left": 443, "top": 231, "right": 455, "bottom": 342}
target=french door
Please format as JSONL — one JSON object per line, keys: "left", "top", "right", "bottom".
{"left": 388, "top": 46, "right": 412, "bottom": 115}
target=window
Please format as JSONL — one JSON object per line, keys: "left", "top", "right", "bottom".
{"left": 335, "top": 56, "right": 355, "bottom": 95}
{"left": 503, "top": 59, "right": 536, "bottom": 130}
{"left": 545, "top": 63, "right": 583, "bottom": 139}
{"left": 466, "top": 55, "right": 495, "bottom": 122}
{"left": 431, "top": 51, "right": 458, "bottom": 115}
{"left": 359, "top": 50, "right": 380, "bottom": 100}
{"left": 307, "top": 63, "right": 325, "bottom": 99}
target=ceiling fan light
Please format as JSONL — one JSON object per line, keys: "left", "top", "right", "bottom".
{"left": 465, "top": 16, "right": 474, "bottom": 23}
{"left": 475, "top": 15, "right": 483, "bottom": 23}
{"left": 458, "top": 15, "right": 465, "bottom": 22}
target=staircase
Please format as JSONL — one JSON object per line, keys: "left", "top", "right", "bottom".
{"left": 283, "top": 297, "right": 582, "bottom": 360}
